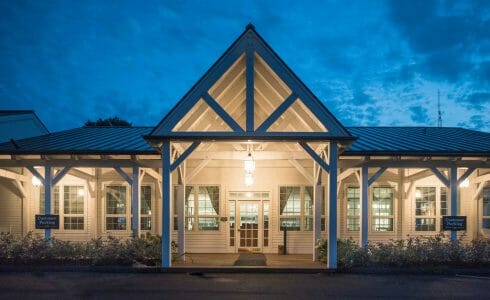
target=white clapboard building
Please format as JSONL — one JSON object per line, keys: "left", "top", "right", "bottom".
{"left": 0, "top": 25, "right": 488, "bottom": 268}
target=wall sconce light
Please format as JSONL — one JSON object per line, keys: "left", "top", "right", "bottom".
{"left": 459, "top": 178, "right": 469, "bottom": 188}
{"left": 32, "top": 176, "right": 42, "bottom": 187}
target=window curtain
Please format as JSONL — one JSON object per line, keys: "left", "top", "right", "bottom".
{"left": 305, "top": 186, "right": 314, "bottom": 202}
{"left": 205, "top": 186, "right": 220, "bottom": 215}
{"left": 280, "top": 187, "right": 295, "bottom": 215}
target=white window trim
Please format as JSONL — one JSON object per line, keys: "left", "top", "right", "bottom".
{"left": 176, "top": 184, "right": 222, "bottom": 233}
{"left": 38, "top": 183, "right": 88, "bottom": 233}
{"left": 370, "top": 185, "right": 396, "bottom": 233}
{"left": 412, "top": 184, "right": 449, "bottom": 233}
{"left": 345, "top": 186, "right": 360, "bottom": 232}
{"left": 103, "top": 182, "right": 131, "bottom": 233}
{"left": 140, "top": 183, "right": 155, "bottom": 232}
{"left": 278, "top": 185, "right": 321, "bottom": 232}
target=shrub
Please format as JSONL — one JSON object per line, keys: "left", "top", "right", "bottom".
{"left": 0, "top": 232, "right": 179, "bottom": 266}
{"left": 316, "top": 234, "right": 490, "bottom": 270}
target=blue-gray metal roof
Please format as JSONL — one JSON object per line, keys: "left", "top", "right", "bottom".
{"left": 0, "top": 126, "right": 488, "bottom": 156}
{"left": 0, "top": 127, "right": 156, "bottom": 154}
{"left": 345, "top": 127, "right": 490, "bottom": 156}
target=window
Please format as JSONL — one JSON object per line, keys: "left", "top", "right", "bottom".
{"left": 178, "top": 186, "right": 219, "bottom": 231}
{"left": 415, "top": 187, "right": 436, "bottom": 231}
{"left": 263, "top": 201, "right": 269, "bottom": 247}
{"left": 39, "top": 185, "right": 85, "bottom": 231}
{"left": 372, "top": 187, "right": 393, "bottom": 231}
{"left": 279, "top": 186, "right": 301, "bottom": 230}
{"left": 63, "top": 186, "right": 84, "bottom": 230}
{"left": 140, "top": 186, "right": 152, "bottom": 231}
{"left": 440, "top": 187, "right": 448, "bottom": 216}
{"left": 185, "top": 186, "right": 195, "bottom": 230}
{"left": 39, "top": 186, "right": 60, "bottom": 214}
{"left": 304, "top": 186, "right": 314, "bottom": 231}
{"left": 198, "top": 186, "right": 220, "bottom": 230}
{"left": 229, "top": 201, "right": 235, "bottom": 246}
{"left": 347, "top": 187, "right": 360, "bottom": 231}
{"left": 106, "top": 185, "right": 127, "bottom": 230}
{"left": 483, "top": 187, "right": 490, "bottom": 229}
{"left": 279, "top": 186, "right": 322, "bottom": 231}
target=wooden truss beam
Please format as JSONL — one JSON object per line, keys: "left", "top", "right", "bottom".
{"left": 299, "top": 142, "right": 330, "bottom": 173}
{"left": 256, "top": 93, "right": 297, "bottom": 132}
{"left": 288, "top": 159, "right": 313, "bottom": 184}
{"left": 203, "top": 93, "right": 243, "bottom": 132}
{"left": 170, "top": 141, "right": 200, "bottom": 172}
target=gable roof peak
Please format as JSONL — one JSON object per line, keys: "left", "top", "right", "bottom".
{"left": 245, "top": 23, "right": 256, "bottom": 31}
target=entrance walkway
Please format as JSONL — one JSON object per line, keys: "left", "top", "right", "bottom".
{"left": 174, "top": 254, "right": 326, "bottom": 269}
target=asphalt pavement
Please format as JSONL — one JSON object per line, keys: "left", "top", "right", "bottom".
{"left": 0, "top": 271, "right": 488, "bottom": 299}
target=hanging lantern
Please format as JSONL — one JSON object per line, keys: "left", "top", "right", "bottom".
{"left": 244, "top": 152, "right": 255, "bottom": 173}
{"left": 245, "top": 173, "right": 254, "bottom": 187}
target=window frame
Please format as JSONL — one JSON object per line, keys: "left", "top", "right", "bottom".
{"left": 279, "top": 185, "right": 324, "bottom": 232}
{"left": 482, "top": 187, "right": 490, "bottom": 230}
{"left": 104, "top": 183, "right": 130, "bottom": 233}
{"left": 38, "top": 183, "right": 87, "bottom": 232}
{"left": 414, "top": 186, "right": 437, "bottom": 232}
{"left": 139, "top": 184, "right": 154, "bottom": 232}
{"left": 346, "top": 186, "right": 360, "bottom": 232}
{"left": 174, "top": 184, "right": 221, "bottom": 232}
{"left": 371, "top": 186, "right": 395, "bottom": 232}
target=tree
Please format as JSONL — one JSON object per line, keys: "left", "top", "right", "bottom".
{"left": 84, "top": 116, "right": 132, "bottom": 127}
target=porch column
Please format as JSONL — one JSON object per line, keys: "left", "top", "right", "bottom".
{"left": 176, "top": 184, "right": 185, "bottom": 262}
{"left": 131, "top": 165, "right": 139, "bottom": 238}
{"left": 327, "top": 142, "right": 338, "bottom": 269}
{"left": 161, "top": 140, "right": 172, "bottom": 267}
{"left": 44, "top": 165, "right": 52, "bottom": 239}
{"left": 449, "top": 166, "right": 458, "bottom": 241}
{"left": 313, "top": 163, "right": 323, "bottom": 261}
{"left": 359, "top": 166, "right": 369, "bottom": 247}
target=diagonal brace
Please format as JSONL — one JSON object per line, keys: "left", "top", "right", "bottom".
{"left": 52, "top": 167, "right": 71, "bottom": 185}
{"left": 203, "top": 93, "right": 244, "bottom": 132}
{"left": 430, "top": 167, "right": 449, "bottom": 187}
{"left": 299, "top": 142, "right": 330, "bottom": 173}
{"left": 27, "top": 166, "right": 45, "bottom": 185}
{"left": 171, "top": 141, "right": 200, "bottom": 172}
{"left": 457, "top": 167, "right": 475, "bottom": 186}
{"left": 368, "top": 167, "right": 387, "bottom": 186}
{"left": 256, "top": 93, "right": 297, "bottom": 132}
{"left": 114, "top": 166, "right": 133, "bottom": 185}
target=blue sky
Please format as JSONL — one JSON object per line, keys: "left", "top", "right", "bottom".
{"left": 1, "top": 0, "right": 489, "bottom": 132}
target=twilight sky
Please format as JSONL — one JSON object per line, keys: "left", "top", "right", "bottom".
{"left": 0, "top": 0, "right": 489, "bottom": 132}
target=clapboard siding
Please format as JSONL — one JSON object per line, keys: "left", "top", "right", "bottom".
{"left": 1, "top": 165, "right": 485, "bottom": 252}
{"left": 0, "top": 178, "right": 22, "bottom": 235}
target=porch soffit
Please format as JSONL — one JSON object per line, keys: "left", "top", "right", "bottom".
{"left": 150, "top": 24, "right": 351, "bottom": 140}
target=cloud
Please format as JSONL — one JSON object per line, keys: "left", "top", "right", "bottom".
{"left": 409, "top": 106, "right": 430, "bottom": 124}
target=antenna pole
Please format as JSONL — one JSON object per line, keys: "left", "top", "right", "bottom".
{"left": 437, "top": 89, "right": 442, "bottom": 127}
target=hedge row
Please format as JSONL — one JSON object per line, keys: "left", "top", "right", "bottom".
{"left": 316, "top": 234, "right": 490, "bottom": 270}
{"left": 0, "top": 232, "right": 177, "bottom": 266}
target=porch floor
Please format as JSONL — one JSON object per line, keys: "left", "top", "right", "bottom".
{"left": 173, "top": 253, "right": 326, "bottom": 269}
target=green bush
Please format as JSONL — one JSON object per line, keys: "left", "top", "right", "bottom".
{"left": 316, "top": 234, "right": 490, "bottom": 270}
{"left": 0, "top": 232, "right": 178, "bottom": 266}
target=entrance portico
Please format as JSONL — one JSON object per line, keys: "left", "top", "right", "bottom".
{"left": 148, "top": 25, "right": 354, "bottom": 268}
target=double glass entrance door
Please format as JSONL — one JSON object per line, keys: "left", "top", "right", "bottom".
{"left": 229, "top": 192, "right": 269, "bottom": 252}
{"left": 238, "top": 201, "right": 259, "bottom": 249}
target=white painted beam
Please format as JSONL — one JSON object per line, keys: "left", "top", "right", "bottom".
{"left": 186, "top": 159, "right": 211, "bottom": 183}
{"left": 288, "top": 159, "right": 313, "bottom": 184}
{"left": 0, "top": 168, "right": 29, "bottom": 182}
